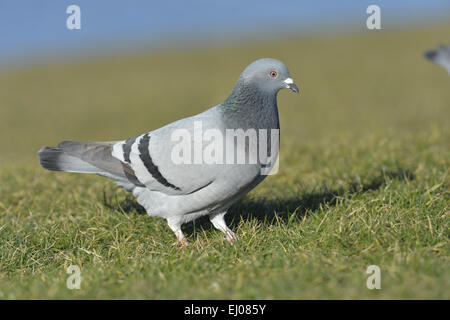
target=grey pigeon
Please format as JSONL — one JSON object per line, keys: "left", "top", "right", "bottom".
{"left": 38, "top": 58, "right": 299, "bottom": 245}
{"left": 425, "top": 44, "right": 450, "bottom": 74}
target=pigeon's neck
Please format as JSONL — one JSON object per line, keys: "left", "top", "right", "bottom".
{"left": 220, "top": 79, "right": 280, "bottom": 130}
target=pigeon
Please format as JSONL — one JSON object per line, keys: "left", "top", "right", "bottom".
{"left": 38, "top": 58, "right": 299, "bottom": 245}
{"left": 424, "top": 44, "right": 450, "bottom": 74}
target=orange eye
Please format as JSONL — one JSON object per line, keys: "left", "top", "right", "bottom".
{"left": 269, "top": 70, "right": 278, "bottom": 78}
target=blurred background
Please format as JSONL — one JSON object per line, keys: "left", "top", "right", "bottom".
{"left": 1, "top": 0, "right": 450, "bottom": 68}
{"left": 0, "top": 0, "right": 449, "bottom": 162}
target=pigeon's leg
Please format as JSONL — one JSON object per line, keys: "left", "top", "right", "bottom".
{"left": 167, "top": 217, "right": 188, "bottom": 247}
{"left": 209, "top": 212, "right": 238, "bottom": 244}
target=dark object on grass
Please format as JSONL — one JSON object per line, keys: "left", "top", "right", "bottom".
{"left": 424, "top": 44, "right": 450, "bottom": 74}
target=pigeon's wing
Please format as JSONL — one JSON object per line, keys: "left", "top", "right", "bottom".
{"left": 425, "top": 45, "right": 450, "bottom": 73}
{"left": 112, "top": 107, "right": 231, "bottom": 195}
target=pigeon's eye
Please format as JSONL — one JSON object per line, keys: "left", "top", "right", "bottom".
{"left": 269, "top": 70, "right": 278, "bottom": 78}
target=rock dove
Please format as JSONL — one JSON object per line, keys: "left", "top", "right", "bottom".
{"left": 424, "top": 44, "right": 450, "bottom": 74}
{"left": 38, "top": 58, "right": 299, "bottom": 245}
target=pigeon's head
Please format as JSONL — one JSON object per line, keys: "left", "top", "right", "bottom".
{"left": 240, "top": 58, "right": 299, "bottom": 94}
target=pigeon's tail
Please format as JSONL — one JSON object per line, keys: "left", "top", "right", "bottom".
{"left": 38, "top": 141, "right": 122, "bottom": 175}
{"left": 38, "top": 141, "right": 145, "bottom": 192}
{"left": 38, "top": 145, "right": 104, "bottom": 173}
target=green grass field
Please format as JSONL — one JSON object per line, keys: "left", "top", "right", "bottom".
{"left": 0, "top": 25, "right": 449, "bottom": 299}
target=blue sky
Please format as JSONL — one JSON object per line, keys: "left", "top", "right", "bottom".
{"left": 1, "top": 0, "right": 449, "bottom": 68}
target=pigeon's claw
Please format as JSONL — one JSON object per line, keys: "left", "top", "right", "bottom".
{"left": 225, "top": 230, "right": 239, "bottom": 245}
{"left": 209, "top": 211, "right": 239, "bottom": 245}
{"left": 171, "top": 238, "right": 189, "bottom": 247}
{"left": 168, "top": 218, "right": 189, "bottom": 247}
{"left": 179, "top": 238, "right": 190, "bottom": 247}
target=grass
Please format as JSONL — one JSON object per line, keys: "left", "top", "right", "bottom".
{"left": 0, "top": 25, "right": 449, "bottom": 299}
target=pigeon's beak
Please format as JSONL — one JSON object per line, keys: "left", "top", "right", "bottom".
{"left": 283, "top": 78, "right": 299, "bottom": 93}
